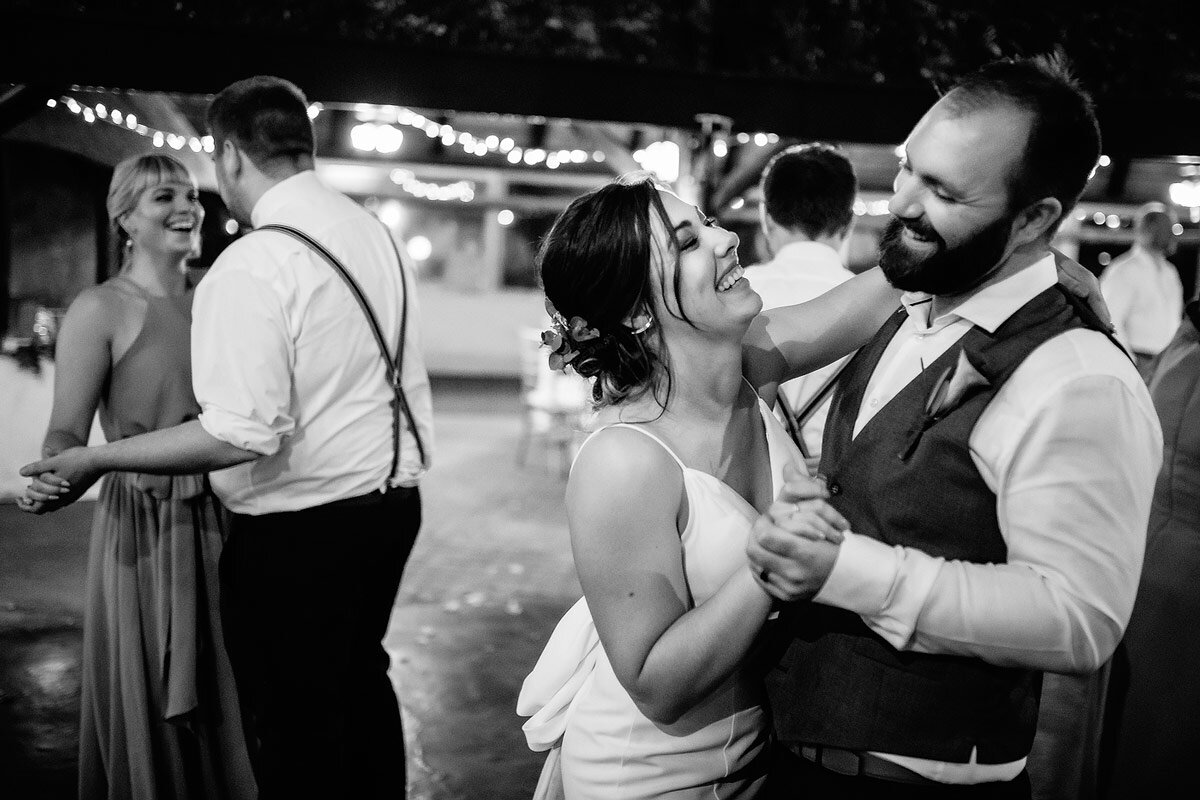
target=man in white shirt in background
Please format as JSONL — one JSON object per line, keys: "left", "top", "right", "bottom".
{"left": 745, "top": 143, "right": 856, "bottom": 462}
{"left": 22, "top": 76, "right": 433, "bottom": 799}
{"left": 1100, "top": 202, "right": 1184, "bottom": 376}
{"left": 751, "top": 55, "right": 1161, "bottom": 799}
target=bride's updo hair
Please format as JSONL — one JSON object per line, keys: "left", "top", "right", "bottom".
{"left": 538, "top": 173, "right": 686, "bottom": 407}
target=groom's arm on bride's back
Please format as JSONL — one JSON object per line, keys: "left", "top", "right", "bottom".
{"left": 742, "top": 267, "right": 899, "bottom": 397}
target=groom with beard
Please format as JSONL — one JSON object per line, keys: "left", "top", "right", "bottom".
{"left": 748, "top": 55, "right": 1162, "bottom": 798}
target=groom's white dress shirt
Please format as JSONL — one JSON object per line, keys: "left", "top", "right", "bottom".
{"left": 814, "top": 254, "right": 1162, "bottom": 782}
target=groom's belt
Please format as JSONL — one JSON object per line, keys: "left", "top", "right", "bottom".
{"left": 790, "top": 743, "right": 938, "bottom": 786}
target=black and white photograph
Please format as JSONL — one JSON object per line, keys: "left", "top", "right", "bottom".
{"left": 1, "top": 2, "right": 1197, "bottom": 798}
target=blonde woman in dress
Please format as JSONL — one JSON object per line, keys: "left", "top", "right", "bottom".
{"left": 19, "top": 154, "right": 254, "bottom": 799}
{"left": 518, "top": 173, "right": 908, "bottom": 799}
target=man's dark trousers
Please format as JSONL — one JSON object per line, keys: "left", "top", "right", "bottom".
{"left": 219, "top": 485, "right": 421, "bottom": 799}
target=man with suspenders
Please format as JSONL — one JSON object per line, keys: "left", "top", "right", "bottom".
{"left": 22, "top": 76, "right": 433, "bottom": 798}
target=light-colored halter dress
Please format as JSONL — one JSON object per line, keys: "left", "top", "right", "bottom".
{"left": 80, "top": 277, "right": 254, "bottom": 799}
{"left": 520, "top": 397, "right": 803, "bottom": 800}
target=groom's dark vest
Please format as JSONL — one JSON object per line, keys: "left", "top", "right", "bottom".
{"left": 769, "top": 285, "right": 1099, "bottom": 764}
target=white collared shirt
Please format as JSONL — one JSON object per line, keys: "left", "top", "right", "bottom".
{"left": 193, "top": 171, "right": 434, "bottom": 515}
{"left": 746, "top": 241, "right": 854, "bottom": 455}
{"left": 1100, "top": 245, "right": 1184, "bottom": 356}
{"left": 815, "top": 253, "right": 1162, "bottom": 782}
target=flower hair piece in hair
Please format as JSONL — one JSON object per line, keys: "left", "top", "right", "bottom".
{"left": 541, "top": 324, "right": 578, "bottom": 372}
{"left": 542, "top": 298, "right": 601, "bottom": 373}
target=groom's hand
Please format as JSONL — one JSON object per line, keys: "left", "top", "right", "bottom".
{"left": 18, "top": 446, "right": 101, "bottom": 512}
{"left": 749, "top": 522, "right": 840, "bottom": 602}
{"left": 748, "top": 463, "right": 845, "bottom": 602}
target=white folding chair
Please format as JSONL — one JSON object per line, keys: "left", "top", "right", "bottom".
{"left": 516, "top": 327, "right": 591, "bottom": 477}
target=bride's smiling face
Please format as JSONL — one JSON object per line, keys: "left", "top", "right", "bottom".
{"left": 648, "top": 189, "right": 761, "bottom": 342}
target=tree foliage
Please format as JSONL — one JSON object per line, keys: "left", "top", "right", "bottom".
{"left": 10, "top": 0, "right": 1198, "bottom": 99}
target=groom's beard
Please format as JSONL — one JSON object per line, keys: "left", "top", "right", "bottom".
{"left": 879, "top": 213, "right": 1015, "bottom": 296}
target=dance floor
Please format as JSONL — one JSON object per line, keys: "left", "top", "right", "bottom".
{"left": 0, "top": 377, "right": 580, "bottom": 800}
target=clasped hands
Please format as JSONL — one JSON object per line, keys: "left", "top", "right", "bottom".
{"left": 15, "top": 446, "right": 98, "bottom": 515}
{"left": 747, "top": 462, "right": 849, "bottom": 602}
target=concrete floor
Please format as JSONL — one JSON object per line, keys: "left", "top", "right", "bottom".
{"left": 0, "top": 378, "right": 581, "bottom": 799}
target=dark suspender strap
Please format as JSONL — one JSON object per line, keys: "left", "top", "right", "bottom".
{"left": 774, "top": 390, "right": 809, "bottom": 458}
{"left": 777, "top": 355, "right": 854, "bottom": 457}
{"left": 255, "top": 223, "right": 427, "bottom": 483}
{"left": 793, "top": 356, "right": 853, "bottom": 427}
{"left": 375, "top": 221, "right": 428, "bottom": 469}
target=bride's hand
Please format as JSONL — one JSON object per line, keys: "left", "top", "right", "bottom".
{"left": 770, "top": 462, "right": 847, "bottom": 544}
{"left": 747, "top": 462, "right": 848, "bottom": 601}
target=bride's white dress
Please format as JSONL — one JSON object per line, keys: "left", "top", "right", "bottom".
{"left": 519, "top": 399, "right": 803, "bottom": 799}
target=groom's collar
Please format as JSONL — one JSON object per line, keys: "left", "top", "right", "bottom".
{"left": 900, "top": 253, "right": 1057, "bottom": 335}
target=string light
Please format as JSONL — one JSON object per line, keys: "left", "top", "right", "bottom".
{"left": 852, "top": 199, "right": 892, "bottom": 216}
{"left": 53, "top": 92, "right": 788, "bottom": 183}
{"left": 725, "top": 130, "right": 779, "bottom": 147}
{"left": 347, "top": 103, "right": 610, "bottom": 172}
{"left": 389, "top": 168, "right": 475, "bottom": 203}
{"left": 50, "top": 93, "right": 214, "bottom": 154}
{"left": 633, "top": 141, "right": 680, "bottom": 183}
{"left": 1169, "top": 179, "right": 1200, "bottom": 222}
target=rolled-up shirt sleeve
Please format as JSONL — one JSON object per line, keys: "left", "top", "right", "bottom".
{"left": 192, "top": 265, "right": 296, "bottom": 456}
{"left": 814, "top": 371, "right": 1162, "bottom": 675}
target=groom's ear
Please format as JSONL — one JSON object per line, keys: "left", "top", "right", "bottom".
{"left": 1009, "top": 197, "right": 1063, "bottom": 248}
{"left": 217, "top": 138, "right": 245, "bottom": 180}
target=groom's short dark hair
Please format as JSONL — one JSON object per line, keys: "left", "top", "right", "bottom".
{"left": 946, "top": 54, "right": 1101, "bottom": 230}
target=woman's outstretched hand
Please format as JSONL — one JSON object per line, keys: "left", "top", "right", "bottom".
{"left": 747, "top": 462, "right": 848, "bottom": 602}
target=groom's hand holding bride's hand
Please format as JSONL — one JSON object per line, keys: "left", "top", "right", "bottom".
{"left": 747, "top": 462, "right": 848, "bottom": 602}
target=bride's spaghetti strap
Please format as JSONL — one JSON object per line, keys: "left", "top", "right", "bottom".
{"left": 575, "top": 423, "right": 688, "bottom": 472}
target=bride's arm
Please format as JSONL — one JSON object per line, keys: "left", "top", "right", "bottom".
{"left": 743, "top": 266, "right": 900, "bottom": 397}
{"left": 568, "top": 429, "right": 774, "bottom": 724}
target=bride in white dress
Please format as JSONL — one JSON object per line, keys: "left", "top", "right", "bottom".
{"left": 518, "top": 174, "right": 904, "bottom": 799}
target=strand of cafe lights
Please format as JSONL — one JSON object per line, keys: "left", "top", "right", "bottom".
{"left": 47, "top": 91, "right": 794, "bottom": 198}
{"left": 46, "top": 93, "right": 483, "bottom": 203}
{"left": 45, "top": 91, "right": 1194, "bottom": 228}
